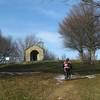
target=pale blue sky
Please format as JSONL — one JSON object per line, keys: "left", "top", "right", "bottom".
{"left": 0, "top": 0, "right": 100, "bottom": 59}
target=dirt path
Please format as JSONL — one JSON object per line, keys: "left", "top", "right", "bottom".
{"left": 47, "top": 81, "right": 81, "bottom": 100}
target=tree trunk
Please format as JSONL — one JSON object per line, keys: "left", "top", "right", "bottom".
{"left": 88, "top": 49, "right": 95, "bottom": 64}
{"left": 79, "top": 49, "right": 84, "bottom": 62}
{"left": 91, "top": 49, "right": 96, "bottom": 64}
{"left": 89, "top": 50, "right": 92, "bottom": 64}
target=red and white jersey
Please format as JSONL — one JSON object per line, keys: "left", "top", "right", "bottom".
{"left": 64, "top": 61, "right": 69, "bottom": 68}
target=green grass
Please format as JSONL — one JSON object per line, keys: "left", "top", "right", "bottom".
{"left": 0, "top": 60, "right": 100, "bottom": 75}
{"left": 0, "top": 61, "right": 63, "bottom": 73}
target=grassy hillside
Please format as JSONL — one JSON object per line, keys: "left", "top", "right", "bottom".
{"left": 0, "top": 61, "right": 100, "bottom": 100}
{"left": 0, "top": 60, "right": 100, "bottom": 75}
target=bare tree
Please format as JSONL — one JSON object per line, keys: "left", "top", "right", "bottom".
{"left": 0, "top": 32, "right": 14, "bottom": 55}
{"left": 0, "top": 33, "right": 11, "bottom": 54}
{"left": 24, "top": 34, "right": 41, "bottom": 49}
{"left": 44, "top": 49, "right": 57, "bottom": 60}
{"left": 59, "top": 3, "right": 100, "bottom": 63}
{"left": 0, "top": 31, "right": 20, "bottom": 63}
{"left": 82, "top": 0, "right": 100, "bottom": 7}
{"left": 59, "top": 4, "right": 86, "bottom": 61}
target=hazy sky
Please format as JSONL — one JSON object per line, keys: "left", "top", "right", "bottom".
{"left": 0, "top": 0, "right": 100, "bottom": 59}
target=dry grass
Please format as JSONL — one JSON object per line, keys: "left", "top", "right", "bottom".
{"left": 75, "top": 75, "right": 100, "bottom": 100}
{"left": 0, "top": 73, "right": 58, "bottom": 100}
{"left": 0, "top": 61, "right": 100, "bottom": 100}
{"left": 0, "top": 73, "right": 100, "bottom": 100}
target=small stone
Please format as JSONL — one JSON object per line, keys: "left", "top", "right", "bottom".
{"left": 58, "top": 97, "right": 63, "bottom": 100}
{"left": 56, "top": 82, "right": 60, "bottom": 85}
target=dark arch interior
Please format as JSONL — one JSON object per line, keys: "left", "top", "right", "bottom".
{"left": 30, "top": 50, "right": 39, "bottom": 61}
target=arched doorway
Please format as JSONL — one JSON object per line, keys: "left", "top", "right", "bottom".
{"left": 30, "top": 50, "right": 39, "bottom": 61}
